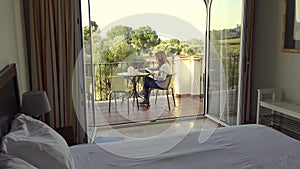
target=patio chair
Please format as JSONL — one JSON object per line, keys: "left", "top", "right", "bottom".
{"left": 108, "top": 76, "right": 130, "bottom": 114}
{"left": 150, "top": 73, "right": 176, "bottom": 111}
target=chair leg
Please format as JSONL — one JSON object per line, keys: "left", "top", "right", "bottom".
{"left": 127, "top": 93, "right": 129, "bottom": 114}
{"left": 136, "top": 94, "right": 139, "bottom": 109}
{"left": 155, "top": 90, "right": 158, "bottom": 104}
{"left": 171, "top": 88, "right": 176, "bottom": 106}
{"left": 132, "top": 93, "right": 135, "bottom": 107}
{"left": 166, "top": 90, "right": 170, "bottom": 111}
{"left": 108, "top": 93, "right": 112, "bottom": 114}
{"left": 114, "top": 93, "right": 117, "bottom": 108}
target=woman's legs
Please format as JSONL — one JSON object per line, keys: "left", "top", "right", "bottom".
{"left": 140, "top": 76, "right": 161, "bottom": 104}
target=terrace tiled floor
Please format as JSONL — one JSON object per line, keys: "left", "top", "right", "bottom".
{"left": 87, "top": 95, "right": 204, "bottom": 127}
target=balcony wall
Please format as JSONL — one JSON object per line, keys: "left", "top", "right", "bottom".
{"left": 173, "top": 55, "right": 204, "bottom": 96}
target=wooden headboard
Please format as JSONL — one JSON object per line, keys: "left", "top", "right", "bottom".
{"left": 0, "top": 64, "right": 21, "bottom": 138}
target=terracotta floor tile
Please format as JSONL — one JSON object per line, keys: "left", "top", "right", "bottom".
{"left": 89, "top": 96, "right": 204, "bottom": 126}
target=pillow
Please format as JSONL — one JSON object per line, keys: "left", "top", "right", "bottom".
{"left": 0, "top": 154, "right": 38, "bottom": 169}
{"left": 1, "top": 114, "right": 75, "bottom": 169}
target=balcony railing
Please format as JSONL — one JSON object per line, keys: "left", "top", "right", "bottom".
{"left": 86, "top": 61, "right": 158, "bottom": 101}
{"left": 85, "top": 56, "right": 239, "bottom": 102}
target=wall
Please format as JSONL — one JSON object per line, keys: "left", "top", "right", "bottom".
{"left": 250, "top": 0, "right": 300, "bottom": 121}
{"left": 173, "top": 56, "right": 204, "bottom": 96}
{"left": 0, "top": 0, "right": 28, "bottom": 95}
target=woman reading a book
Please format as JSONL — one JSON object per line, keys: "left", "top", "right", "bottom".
{"left": 138, "top": 51, "right": 172, "bottom": 107}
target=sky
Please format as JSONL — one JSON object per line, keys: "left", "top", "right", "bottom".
{"left": 81, "top": 0, "right": 242, "bottom": 40}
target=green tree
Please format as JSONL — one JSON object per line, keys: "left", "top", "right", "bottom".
{"left": 155, "top": 39, "right": 180, "bottom": 55}
{"left": 181, "top": 44, "right": 195, "bottom": 56}
{"left": 102, "top": 38, "right": 137, "bottom": 62}
{"left": 83, "top": 21, "right": 100, "bottom": 58}
{"left": 106, "top": 25, "right": 132, "bottom": 41}
{"left": 92, "top": 36, "right": 110, "bottom": 63}
{"left": 185, "top": 38, "right": 204, "bottom": 55}
{"left": 130, "top": 26, "right": 161, "bottom": 55}
{"left": 154, "top": 38, "right": 196, "bottom": 56}
{"left": 83, "top": 21, "right": 99, "bottom": 44}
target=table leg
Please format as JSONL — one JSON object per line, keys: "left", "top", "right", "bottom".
{"left": 132, "top": 77, "right": 139, "bottom": 109}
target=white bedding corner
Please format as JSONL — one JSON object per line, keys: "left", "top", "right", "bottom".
{"left": 1, "top": 114, "right": 75, "bottom": 169}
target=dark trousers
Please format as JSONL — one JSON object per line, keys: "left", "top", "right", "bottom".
{"left": 143, "top": 76, "right": 162, "bottom": 100}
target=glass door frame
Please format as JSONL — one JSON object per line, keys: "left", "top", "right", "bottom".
{"left": 80, "top": 0, "right": 97, "bottom": 142}
{"left": 203, "top": 0, "right": 254, "bottom": 125}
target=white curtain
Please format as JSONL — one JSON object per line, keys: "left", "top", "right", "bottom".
{"left": 23, "top": 0, "right": 86, "bottom": 144}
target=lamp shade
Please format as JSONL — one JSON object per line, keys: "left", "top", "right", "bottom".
{"left": 22, "top": 91, "right": 51, "bottom": 116}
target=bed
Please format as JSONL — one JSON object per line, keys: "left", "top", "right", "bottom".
{"left": 1, "top": 63, "right": 300, "bottom": 169}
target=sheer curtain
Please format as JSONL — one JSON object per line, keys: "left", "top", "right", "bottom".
{"left": 294, "top": 0, "right": 300, "bottom": 40}
{"left": 23, "top": 0, "right": 86, "bottom": 143}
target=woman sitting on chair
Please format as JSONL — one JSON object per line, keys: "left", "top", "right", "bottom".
{"left": 139, "top": 51, "right": 172, "bottom": 107}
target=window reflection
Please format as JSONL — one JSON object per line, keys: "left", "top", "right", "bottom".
{"left": 208, "top": 0, "right": 242, "bottom": 125}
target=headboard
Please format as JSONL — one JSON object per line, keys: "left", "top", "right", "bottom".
{"left": 0, "top": 63, "right": 21, "bottom": 139}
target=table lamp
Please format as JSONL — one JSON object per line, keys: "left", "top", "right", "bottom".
{"left": 22, "top": 91, "right": 51, "bottom": 118}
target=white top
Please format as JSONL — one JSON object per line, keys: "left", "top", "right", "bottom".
{"left": 151, "top": 63, "right": 172, "bottom": 88}
{"left": 154, "top": 63, "right": 172, "bottom": 81}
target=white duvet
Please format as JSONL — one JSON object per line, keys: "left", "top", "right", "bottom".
{"left": 70, "top": 124, "right": 300, "bottom": 169}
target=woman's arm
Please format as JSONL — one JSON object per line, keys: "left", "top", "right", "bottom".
{"left": 148, "top": 67, "right": 158, "bottom": 71}
{"left": 138, "top": 67, "right": 157, "bottom": 74}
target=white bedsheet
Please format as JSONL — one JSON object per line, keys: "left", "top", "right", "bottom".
{"left": 70, "top": 124, "right": 300, "bottom": 169}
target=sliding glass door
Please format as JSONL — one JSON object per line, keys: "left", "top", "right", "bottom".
{"left": 80, "top": 0, "right": 96, "bottom": 142}
{"left": 205, "top": 0, "right": 244, "bottom": 125}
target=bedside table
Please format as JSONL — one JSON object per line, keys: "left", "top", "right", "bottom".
{"left": 54, "top": 126, "right": 77, "bottom": 146}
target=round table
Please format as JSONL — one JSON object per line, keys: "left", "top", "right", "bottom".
{"left": 116, "top": 72, "right": 149, "bottom": 109}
